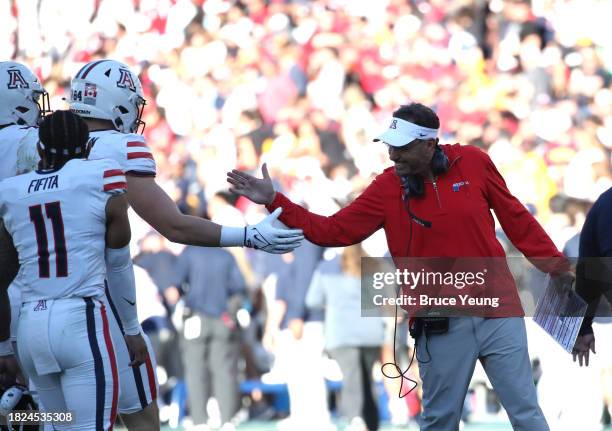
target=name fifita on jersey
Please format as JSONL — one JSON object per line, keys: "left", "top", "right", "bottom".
{"left": 28, "top": 175, "right": 59, "bottom": 193}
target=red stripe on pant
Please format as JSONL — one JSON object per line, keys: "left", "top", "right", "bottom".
{"left": 145, "top": 354, "right": 157, "bottom": 401}
{"left": 100, "top": 303, "right": 119, "bottom": 430}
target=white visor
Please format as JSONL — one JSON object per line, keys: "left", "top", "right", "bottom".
{"left": 373, "top": 117, "right": 438, "bottom": 147}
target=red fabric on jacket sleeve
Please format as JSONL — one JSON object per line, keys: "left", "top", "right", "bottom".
{"left": 478, "top": 148, "right": 569, "bottom": 273}
{"left": 265, "top": 177, "right": 386, "bottom": 247}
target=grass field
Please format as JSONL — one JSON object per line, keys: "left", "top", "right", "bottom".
{"left": 158, "top": 424, "right": 508, "bottom": 430}
{"left": 157, "top": 422, "right": 612, "bottom": 430}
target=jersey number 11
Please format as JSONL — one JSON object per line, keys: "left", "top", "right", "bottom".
{"left": 29, "top": 201, "right": 68, "bottom": 278}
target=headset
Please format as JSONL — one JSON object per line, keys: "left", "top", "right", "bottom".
{"left": 400, "top": 144, "right": 449, "bottom": 228}
{"left": 401, "top": 145, "right": 449, "bottom": 196}
{"left": 380, "top": 144, "right": 451, "bottom": 397}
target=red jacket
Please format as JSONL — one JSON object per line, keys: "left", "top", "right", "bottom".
{"left": 267, "top": 144, "right": 566, "bottom": 316}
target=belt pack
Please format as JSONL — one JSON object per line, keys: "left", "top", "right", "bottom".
{"left": 409, "top": 316, "right": 449, "bottom": 338}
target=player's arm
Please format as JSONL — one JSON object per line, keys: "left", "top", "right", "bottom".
{"left": 105, "top": 193, "right": 140, "bottom": 334}
{"left": 227, "top": 164, "right": 385, "bottom": 246}
{"left": 126, "top": 175, "right": 303, "bottom": 253}
{"left": 0, "top": 221, "right": 18, "bottom": 344}
{"left": 0, "top": 220, "right": 19, "bottom": 383}
{"left": 105, "top": 193, "right": 147, "bottom": 366}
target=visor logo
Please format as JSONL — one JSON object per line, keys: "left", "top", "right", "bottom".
{"left": 390, "top": 119, "right": 397, "bottom": 129}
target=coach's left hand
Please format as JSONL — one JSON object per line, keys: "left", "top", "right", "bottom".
{"left": 551, "top": 270, "right": 575, "bottom": 296}
{"left": 573, "top": 333, "right": 596, "bottom": 367}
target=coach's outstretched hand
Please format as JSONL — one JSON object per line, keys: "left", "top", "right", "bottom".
{"left": 124, "top": 333, "right": 148, "bottom": 367}
{"left": 246, "top": 208, "right": 303, "bottom": 254}
{"left": 228, "top": 164, "right": 303, "bottom": 254}
{"left": 227, "top": 163, "right": 276, "bottom": 205}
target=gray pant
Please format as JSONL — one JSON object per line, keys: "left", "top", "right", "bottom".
{"left": 417, "top": 317, "right": 548, "bottom": 431}
{"left": 180, "top": 313, "right": 240, "bottom": 425}
{"left": 329, "top": 346, "right": 381, "bottom": 431}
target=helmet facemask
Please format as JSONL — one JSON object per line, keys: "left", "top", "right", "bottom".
{"left": 33, "top": 88, "right": 52, "bottom": 123}
{"left": 112, "top": 93, "right": 146, "bottom": 134}
{"left": 18, "top": 87, "right": 52, "bottom": 126}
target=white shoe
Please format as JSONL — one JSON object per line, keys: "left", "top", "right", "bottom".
{"left": 347, "top": 417, "right": 367, "bottom": 431}
{"left": 219, "top": 423, "right": 236, "bottom": 431}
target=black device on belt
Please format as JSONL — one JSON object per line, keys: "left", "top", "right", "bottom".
{"left": 409, "top": 316, "right": 449, "bottom": 338}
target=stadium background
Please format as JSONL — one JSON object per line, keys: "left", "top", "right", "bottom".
{"left": 4, "top": 0, "right": 612, "bottom": 430}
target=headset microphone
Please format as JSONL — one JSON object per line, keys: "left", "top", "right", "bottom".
{"left": 406, "top": 207, "right": 432, "bottom": 228}
{"left": 400, "top": 176, "right": 432, "bottom": 228}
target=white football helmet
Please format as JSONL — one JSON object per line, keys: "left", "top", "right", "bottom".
{"left": 0, "top": 61, "right": 50, "bottom": 127}
{"left": 69, "top": 59, "right": 146, "bottom": 133}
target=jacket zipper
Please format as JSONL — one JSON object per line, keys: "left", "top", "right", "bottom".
{"left": 432, "top": 178, "right": 442, "bottom": 208}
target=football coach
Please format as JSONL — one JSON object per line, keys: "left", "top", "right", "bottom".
{"left": 228, "top": 102, "right": 572, "bottom": 431}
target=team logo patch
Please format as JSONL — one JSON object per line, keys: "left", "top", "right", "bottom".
{"left": 390, "top": 119, "right": 398, "bottom": 129}
{"left": 33, "top": 300, "right": 47, "bottom": 311}
{"left": 83, "top": 83, "right": 97, "bottom": 105}
{"left": 116, "top": 68, "right": 136, "bottom": 92}
{"left": 6, "top": 69, "right": 29, "bottom": 89}
{"left": 452, "top": 181, "right": 469, "bottom": 192}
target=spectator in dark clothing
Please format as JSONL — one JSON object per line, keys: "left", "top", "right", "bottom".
{"left": 276, "top": 240, "right": 325, "bottom": 331}
{"left": 134, "top": 231, "right": 184, "bottom": 390}
{"left": 574, "top": 187, "right": 612, "bottom": 366}
{"left": 135, "top": 231, "right": 179, "bottom": 299}
{"left": 171, "top": 246, "right": 247, "bottom": 428}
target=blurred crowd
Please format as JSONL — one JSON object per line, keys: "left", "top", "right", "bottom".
{"left": 5, "top": 0, "right": 612, "bottom": 429}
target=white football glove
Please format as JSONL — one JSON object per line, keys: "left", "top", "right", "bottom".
{"left": 220, "top": 208, "right": 304, "bottom": 254}
{"left": 246, "top": 208, "right": 304, "bottom": 254}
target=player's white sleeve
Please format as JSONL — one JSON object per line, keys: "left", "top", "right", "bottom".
{"left": 124, "top": 134, "right": 156, "bottom": 177}
{"left": 98, "top": 160, "right": 140, "bottom": 335}
{"left": 105, "top": 245, "right": 140, "bottom": 336}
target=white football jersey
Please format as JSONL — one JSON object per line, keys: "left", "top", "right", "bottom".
{"left": 0, "top": 124, "right": 39, "bottom": 179}
{"left": 88, "top": 130, "right": 156, "bottom": 177}
{"left": 0, "top": 158, "right": 127, "bottom": 302}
